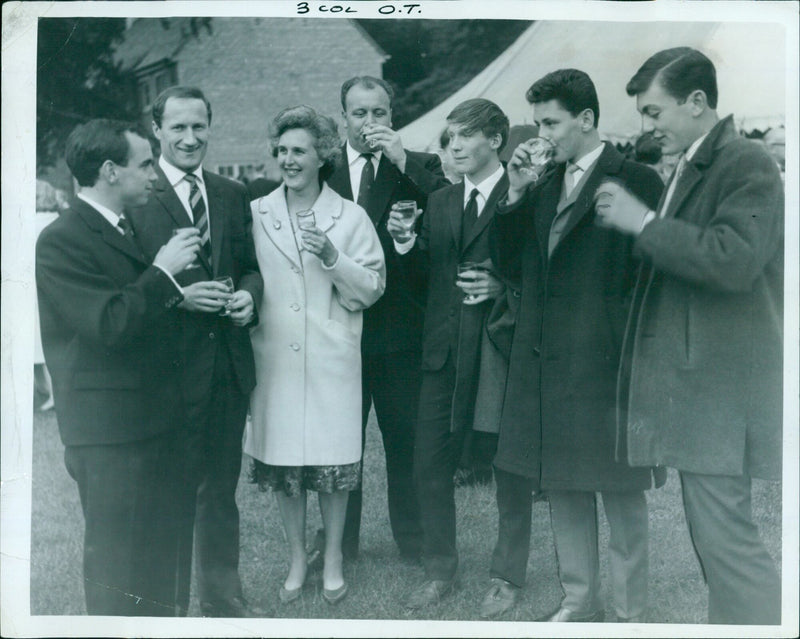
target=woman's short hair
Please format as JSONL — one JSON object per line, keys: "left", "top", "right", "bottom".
{"left": 269, "top": 105, "right": 342, "bottom": 182}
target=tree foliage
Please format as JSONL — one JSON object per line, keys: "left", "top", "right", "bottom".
{"left": 356, "top": 19, "right": 531, "bottom": 128}
{"left": 37, "top": 18, "right": 134, "bottom": 171}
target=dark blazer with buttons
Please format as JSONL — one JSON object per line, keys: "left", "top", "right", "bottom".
{"left": 327, "top": 147, "right": 448, "bottom": 355}
{"left": 129, "top": 165, "right": 262, "bottom": 398}
{"left": 36, "top": 196, "right": 185, "bottom": 446}
{"left": 402, "top": 172, "right": 509, "bottom": 431}
{"left": 491, "top": 142, "right": 665, "bottom": 491}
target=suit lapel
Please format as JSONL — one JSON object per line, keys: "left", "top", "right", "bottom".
{"left": 327, "top": 148, "right": 354, "bottom": 201}
{"left": 448, "top": 182, "right": 466, "bottom": 252}
{"left": 74, "top": 199, "right": 146, "bottom": 264}
{"left": 204, "top": 171, "right": 224, "bottom": 276}
{"left": 369, "top": 155, "right": 399, "bottom": 226}
{"left": 462, "top": 172, "right": 509, "bottom": 253}
{"left": 534, "top": 168, "right": 564, "bottom": 262}
{"left": 663, "top": 161, "right": 702, "bottom": 220}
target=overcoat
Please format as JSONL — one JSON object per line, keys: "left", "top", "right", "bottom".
{"left": 243, "top": 184, "right": 386, "bottom": 466}
{"left": 621, "top": 116, "right": 784, "bottom": 480}
{"left": 491, "top": 143, "right": 666, "bottom": 491}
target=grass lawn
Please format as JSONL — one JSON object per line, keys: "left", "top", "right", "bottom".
{"left": 30, "top": 406, "right": 782, "bottom": 623}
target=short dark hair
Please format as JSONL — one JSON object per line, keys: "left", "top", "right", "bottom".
{"left": 269, "top": 105, "right": 342, "bottom": 183}
{"left": 340, "top": 76, "right": 394, "bottom": 111}
{"left": 152, "top": 85, "right": 213, "bottom": 127}
{"left": 446, "top": 98, "right": 510, "bottom": 152}
{"left": 526, "top": 69, "right": 600, "bottom": 127}
{"left": 626, "top": 47, "right": 718, "bottom": 109}
{"left": 65, "top": 119, "right": 148, "bottom": 187}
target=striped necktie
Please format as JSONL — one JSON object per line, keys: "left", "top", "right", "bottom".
{"left": 564, "top": 162, "right": 581, "bottom": 197}
{"left": 184, "top": 173, "right": 211, "bottom": 264}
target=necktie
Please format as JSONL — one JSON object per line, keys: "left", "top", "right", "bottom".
{"left": 184, "top": 173, "right": 212, "bottom": 264}
{"left": 461, "top": 188, "right": 480, "bottom": 248}
{"left": 357, "top": 153, "right": 374, "bottom": 209}
{"left": 564, "top": 162, "right": 581, "bottom": 197}
{"left": 117, "top": 214, "right": 133, "bottom": 237}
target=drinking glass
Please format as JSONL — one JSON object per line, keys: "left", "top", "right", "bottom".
{"left": 395, "top": 200, "right": 417, "bottom": 240}
{"left": 296, "top": 209, "right": 316, "bottom": 230}
{"left": 173, "top": 227, "right": 200, "bottom": 269}
{"left": 457, "top": 261, "right": 489, "bottom": 303}
{"left": 519, "top": 137, "right": 555, "bottom": 179}
{"left": 214, "top": 276, "right": 234, "bottom": 316}
{"left": 362, "top": 122, "right": 379, "bottom": 148}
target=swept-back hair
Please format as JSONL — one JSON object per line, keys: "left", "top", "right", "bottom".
{"left": 626, "top": 47, "right": 718, "bottom": 109}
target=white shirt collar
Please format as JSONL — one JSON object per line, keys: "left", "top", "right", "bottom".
{"left": 684, "top": 133, "right": 709, "bottom": 162}
{"left": 346, "top": 141, "right": 381, "bottom": 167}
{"left": 570, "top": 143, "right": 604, "bottom": 174}
{"left": 160, "top": 156, "right": 204, "bottom": 187}
{"left": 463, "top": 164, "right": 505, "bottom": 207}
{"left": 77, "top": 192, "right": 123, "bottom": 230}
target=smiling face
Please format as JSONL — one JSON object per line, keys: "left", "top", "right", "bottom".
{"left": 636, "top": 80, "right": 700, "bottom": 156}
{"left": 446, "top": 123, "right": 501, "bottom": 184}
{"left": 153, "top": 97, "right": 209, "bottom": 172}
{"left": 115, "top": 132, "right": 157, "bottom": 207}
{"left": 276, "top": 128, "right": 324, "bottom": 195}
{"left": 533, "top": 99, "right": 591, "bottom": 164}
{"left": 342, "top": 84, "right": 392, "bottom": 153}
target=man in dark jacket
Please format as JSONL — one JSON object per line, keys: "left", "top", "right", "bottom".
{"left": 489, "top": 70, "right": 665, "bottom": 622}
{"left": 595, "top": 47, "right": 783, "bottom": 625}
{"left": 36, "top": 119, "right": 201, "bottom": 615}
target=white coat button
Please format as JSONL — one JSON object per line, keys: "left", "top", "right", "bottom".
{"left": 290, "top": 343, "right": 300, "bottom": 351}
{"left": 273, "top": 220, "right": 281, "bottom": 229}
{"left": 290, "top": 303, "right": 300, "bottom": 311}
{"left": 209, "top": 332, "right": 215, "bottom": 340}
{"left": 292, "top": 266, "right": 300, "bottom": 274}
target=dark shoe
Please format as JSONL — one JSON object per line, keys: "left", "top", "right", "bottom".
{"left": 200, "top": 596, "right": 262, "bottom": 618}
{"left": 538, "top": 606, "right": 605, "bottom": 622}
{"left": 322, "top": 582, "right": 349, "bottom": 605}
{"left": 479, "top": 578, "right": 519, "bottom": 619}
{"left": 404, "top": 579, "right": 454, "bottom": 611}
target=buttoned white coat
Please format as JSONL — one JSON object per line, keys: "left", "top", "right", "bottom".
{"left": 244, "top": 183, "right": 386, "bottom": 466}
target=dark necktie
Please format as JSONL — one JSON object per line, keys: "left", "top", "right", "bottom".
{"left": 357, "top": 153, "right": 374, "bottom": 209}
{"left": 461, "top": 188, "right": 480, "bottom": 248}
{"left": 184, "top": 173, "right": 211, "bottom": 264}
{"left": 117, "top": 214, "right": 134, "bottom": 237}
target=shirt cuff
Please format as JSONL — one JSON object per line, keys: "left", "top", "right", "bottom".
{"left": 394, "top": 236, "right": 416, "bottom": 254}
{"left": 320, "top": 250, "right": 341, "bottom": 270}
{"left": 154, "top": 264, "right": 183, "bottom": 293}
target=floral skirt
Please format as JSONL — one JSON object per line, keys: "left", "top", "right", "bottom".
{"left": 250, "top": 458, "right": 361, "bottom": 498}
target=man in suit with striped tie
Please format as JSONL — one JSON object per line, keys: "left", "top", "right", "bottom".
{"left": 130, "top": 86, "right": 263, "bottom": 617}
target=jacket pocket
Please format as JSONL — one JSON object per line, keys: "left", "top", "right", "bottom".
{"left": 72, "top": 370, "right": 141, "bottom": 390}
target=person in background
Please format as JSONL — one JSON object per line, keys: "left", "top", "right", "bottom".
{"left": 489, "top": 69, "right": 665, "bottom": 622}
{"left": 388, "top": 98, "right": 509, "bottom": 612}
{"left": 130, "top": 85, "right": 263, "bottom": 618}
{"left": 595, "top": 47, "right": 783, "bottom": 625}
{"left": 36, "top": 118, "right": 200, "bottom": 615}
{"left": 316, "top": 75, "right": 447, "bottom": 565}
{"left": 244, "top": 105, "right": 385, "bottom": 605}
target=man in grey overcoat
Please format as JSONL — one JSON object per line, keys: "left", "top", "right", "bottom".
{"left": 595, "top": 47, "right": 783, "bottom": 625}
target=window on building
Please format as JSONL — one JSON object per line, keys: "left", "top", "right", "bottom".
{"left": 136, "top": 63, "right": 178, "bottom": 113}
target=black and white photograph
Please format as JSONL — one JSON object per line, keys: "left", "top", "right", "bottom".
{"left": 2, "top": 1, "right": 798, "bottom": 637}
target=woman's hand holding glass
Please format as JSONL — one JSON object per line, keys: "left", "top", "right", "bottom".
{"left": 301, "top": 225, "right": 339, "bottom": 267}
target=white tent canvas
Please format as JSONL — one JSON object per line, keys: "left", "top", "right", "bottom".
{"left": 399, "top": 20, "right": 787, "bottom": 152}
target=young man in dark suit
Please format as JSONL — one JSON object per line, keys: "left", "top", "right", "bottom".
{"left": 322, "top": 76, "right": 448, "bottom": 562}
{"left": 36, "top": 119, "right": 201, "bottom": 615}
{"left": 387, "top": 98, "right": 510, "bottom": 611}
{"left": 129, "top": 86, "right": 263, "bottom": 617}
{"left": 596, "top": 48, "right": 783, "bottom": 625}
{"left": 489, "top": 69, "right": 665, "bottom": 622}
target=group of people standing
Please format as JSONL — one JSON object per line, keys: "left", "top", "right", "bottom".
{"left": 36, "top": 45, "right": 783, "bottom": 625}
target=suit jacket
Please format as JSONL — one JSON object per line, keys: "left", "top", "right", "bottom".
{"left": 129, "top": 165, "right": 263, "bottom": 399}
{"left": 403, "top": 172, "right": 509, "bottom": 431}
{"left": 621, "top": 115, "right": 784, "bottom": 480}
{"left": 327, "top": 147, "right": 447, "bottom": 355}
{"left": 36, "top": 197, "right": 184, "bottom": 446}
{"left": 491, "top": 143, "right": 666, "bottom": 491}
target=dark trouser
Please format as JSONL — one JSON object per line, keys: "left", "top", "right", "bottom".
{"left": 679, "top": 471, "right": 781, "bottom": 624}
{"left": 176, "top": 347, "right": 249, "bottom": 613}
{"left": 343, "top": 350, "right": 423, "bottom": 559}
{"left": 490, "top": 467, "right": 535, "bottom": 588}
{"left": 64, "top": 429, "right": 183, "bottom": 616}
{"left": 414, "top": 358, "right": 467, "bottom": 582}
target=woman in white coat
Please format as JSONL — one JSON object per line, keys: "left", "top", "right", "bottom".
{"left": 244, "top": 105, "right": 385, "bottom": 605}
